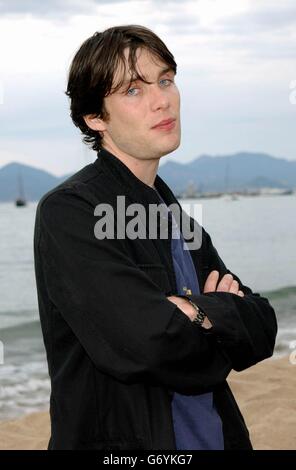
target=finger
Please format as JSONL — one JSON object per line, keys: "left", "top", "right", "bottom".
{"left": 216, "top": 273, "right": 234, "bottom": 292}
{"left": 229, "top": 280, "right": 239, "bottom": 294}
{"left": 167, "top": 295, "right": 177, "bottom": 302}
{"left": 203, "top": 270, "right": 220, "bottom": 293}
{"left": 166, "top": 295, "right": 182, "bottom": 306}
{"left": 237, "top": 290, "right": 245, "bottom": 297}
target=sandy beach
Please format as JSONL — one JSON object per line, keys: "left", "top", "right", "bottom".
{"left": 0, "top": 355, "right": 295, "bottom": 450}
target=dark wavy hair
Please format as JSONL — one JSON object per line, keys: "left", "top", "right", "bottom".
{"left": 65, "top": 25, "right": 177, "bottom": 153}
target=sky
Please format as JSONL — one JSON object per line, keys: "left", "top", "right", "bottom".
{"left": 0, "top": 0, "right": 295, "bottom": 175}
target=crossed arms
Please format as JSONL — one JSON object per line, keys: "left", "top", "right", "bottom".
{"left": 35, "top": 188, "right": 278, "bottom": 394}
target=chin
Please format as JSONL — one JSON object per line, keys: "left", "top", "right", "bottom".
{"left": 165, "top": 136, "right": 181, "bottom": 154}
{"left": 159, "top": 144, "right": 180, "bottom": 158}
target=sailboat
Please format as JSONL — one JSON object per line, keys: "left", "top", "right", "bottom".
{"left": 15, "top": 170, "right": 27, "bottom": 207}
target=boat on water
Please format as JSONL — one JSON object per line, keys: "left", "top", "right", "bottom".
{"left": 15, "top": 198, "right": 26, "bottom": 207}
{"left": 15, "top": 171, "right": 27, "bottom": 207}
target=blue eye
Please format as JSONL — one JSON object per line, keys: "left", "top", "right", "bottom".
{"left": 127, "top": 88, "right": 138, "bottom": 96}
{"left": 160, "top": 79, "right": 173, "bottom": 86}
{"left": 126, "top": 79, "right": 173, "bottom": 96}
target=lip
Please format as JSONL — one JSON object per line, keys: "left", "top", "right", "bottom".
{"left": 152, "top": 118, "right": 176, "bottom": 129}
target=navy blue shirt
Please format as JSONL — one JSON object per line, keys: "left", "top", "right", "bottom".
{"left": 154, "top": 189, "right": 224, "bottom": 450}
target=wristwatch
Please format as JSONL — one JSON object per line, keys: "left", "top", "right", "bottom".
{"left": 186, "top": 298, "right": 207, "bottom": 326}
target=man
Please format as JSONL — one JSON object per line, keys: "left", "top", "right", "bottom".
{"left": 34, "top": 25, "right": 277, "bottom": 450}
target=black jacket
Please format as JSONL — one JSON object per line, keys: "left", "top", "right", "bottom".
{"left": 33, "top": 148, "right": 277, "bottom": 450}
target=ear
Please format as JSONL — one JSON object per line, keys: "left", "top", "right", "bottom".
{"left": 83, "top": 114, "right": 107, "bottom": 132}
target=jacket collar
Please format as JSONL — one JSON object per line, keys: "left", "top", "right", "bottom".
{"left": 95, "top": 147, "right": 178, "bottom": 210}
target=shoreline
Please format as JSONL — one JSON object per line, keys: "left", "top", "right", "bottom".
{"left": 0, "top": 355, "right": 295, "bottom": 450}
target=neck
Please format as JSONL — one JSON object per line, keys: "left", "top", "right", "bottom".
{"left": 102, "top": 144, "right": 159, "bottom": 189}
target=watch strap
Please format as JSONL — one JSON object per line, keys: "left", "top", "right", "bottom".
{"left": 186, "top": 298, "right": 207, "bottom": 326}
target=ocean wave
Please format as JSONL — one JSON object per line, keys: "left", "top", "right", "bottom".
{"left": 0, "top": 308, "right": 38, "bottom": 331}
{"left": 0, "top": 319, "right": 41, "bottom": 337}
{"left": 0, "top": 376, "right": 50, "bottom": 421}
{"left": 263, "top": 285, "right": 296, "bottom": 299}
{"left": 0, "top": 377, "right": 50, "bottom": 397}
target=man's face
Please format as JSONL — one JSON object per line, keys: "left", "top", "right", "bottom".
{"left": 97, "top": 47, "right": 181, "bottom": 161}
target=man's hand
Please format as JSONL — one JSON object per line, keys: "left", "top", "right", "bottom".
{"left": 204, "top": 270, "right": 244, "bottom": 297}
{"left": 166, "top": 271, "right": 244, "bottom": 326}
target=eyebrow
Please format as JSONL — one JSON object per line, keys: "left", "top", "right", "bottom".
{"left": 120, "top": 66, "right": 175, "bottom": 87}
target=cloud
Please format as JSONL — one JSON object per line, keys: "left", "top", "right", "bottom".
{"left": 0, "top": 0, "right": 94, "bottom": 17}
{"left": 0, "top": 0, "right": 184, "bottom": 18}
{"left": 146, "top": 2, "right": 203, "bottom": 36}
{"left": 1, "top": 0, "right": 296, "bottom": 175}
{"left": 219, "top": 3, "right": 296, "bottom": 34}
{"left": 189, "top": 2, "right": 296, "bottom": 63}
{"left": 219, "top": 35, "right": 296, "bottom": 61}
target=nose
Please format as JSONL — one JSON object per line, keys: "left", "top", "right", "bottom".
{"left": 149, "top": 84, "right": 169, "bottom": 111}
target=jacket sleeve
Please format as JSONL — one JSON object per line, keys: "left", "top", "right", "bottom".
{"left": 35, "top": 187, "right": 232, "bottom": 394}
{"left": 184, "top": 228, "right": 278, "bottom": 372}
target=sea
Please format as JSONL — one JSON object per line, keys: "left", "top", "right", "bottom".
{"left": 0, "top": 194, "right": 295, "bottom": 421}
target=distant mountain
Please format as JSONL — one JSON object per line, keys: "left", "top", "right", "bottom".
{"left": 0, "top": 162, "right": 69, "bottom": 202}
{"left": 0, "top": 152, "right": 295, "bottom": 201}
{"left": 158, "top": 152, "right": 296, "bottom": 194}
